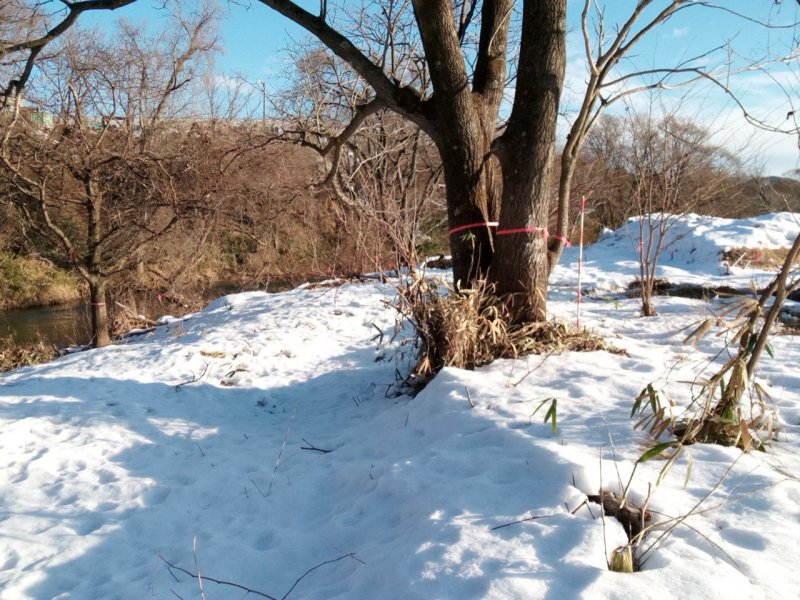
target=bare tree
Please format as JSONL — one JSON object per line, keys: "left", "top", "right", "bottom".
{"left": 275, "top": 35, "right": 444, "bottom": 270}
{"left": 0, "top": 7, "right": 219, "bottom": 346}
{"left": 246, "top": 0, "right": 792, "bottom": 323}
{"left": 0, "top": 0, "right": 138, "bottom": 104}
{"left": 624, "top": 110, "right": 743, "bottom": 316}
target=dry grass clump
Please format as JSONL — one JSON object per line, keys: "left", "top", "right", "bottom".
{"left": 396, "top": 277, "right": 621, "bottom": 385}
{"left": 0, "top": 336, "right": 57, "bottom": 373}
{"left": 723, "top": 246, "right": 799, "bottom": 270}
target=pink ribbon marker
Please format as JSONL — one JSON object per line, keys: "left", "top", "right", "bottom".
{"left": 495, "top": 226, "right": 549, "bottom": 237}
{"left": 448, "top": 221, "right": 499, "bottom": 236}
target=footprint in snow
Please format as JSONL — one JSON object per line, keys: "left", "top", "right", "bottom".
{"left": 0, "top": 551, "right": 19, "bottom": 571}
{"left": 97, "top": 469, "right": 118, "bottom": 484}
{"left": 143, "top": 486, "right": 171, "bottom": 506}
{"left": 74, "top": 514, "right": 105, "bottom": 536}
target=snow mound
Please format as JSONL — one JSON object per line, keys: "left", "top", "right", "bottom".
{"left": 552, "top": 212, "right": 799, "bottom": 291}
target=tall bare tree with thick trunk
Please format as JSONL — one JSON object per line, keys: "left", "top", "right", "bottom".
{"left": 257, "top": 0, "right": 565, "bottom": 320}
{"left": 254, "top": 0, "right": 788, "bottom": 322}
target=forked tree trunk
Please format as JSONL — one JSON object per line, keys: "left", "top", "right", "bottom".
{"left": 89, "top": 278, "right": 111, "bottom": 348}
{"left": 411, "top": 0, "right": 504, "bottom": 290}
{"left": 260, "top": 0, "right": 564, "bottom": 323}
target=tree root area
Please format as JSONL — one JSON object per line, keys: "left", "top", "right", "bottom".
{"left": 588, "top": 489, "right": 651, "bottom": 541}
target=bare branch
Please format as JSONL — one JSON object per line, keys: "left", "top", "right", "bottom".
{"left": 1, "top": 0, "right": 138, "bottom": 100}
{"left": 255, "top": 0, "right": 429, "bottom": 129}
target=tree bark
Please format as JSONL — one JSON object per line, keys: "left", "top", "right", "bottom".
{"left": 89, "top": 278, "right": 111, "bottom": 348}
{"left": 412, "top": 0, "right": 506, "bottom": 287}
{"left": 491, "top": 0, "right": 567, "bottom": 321}
{"left": 437, "top": 126, "right": 496, "bottom": 287}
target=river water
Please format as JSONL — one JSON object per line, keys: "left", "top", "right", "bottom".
{"left": 0, "top": 278, "right": 319, "bottom": 348}
{"left": 0, "top": 302, "right": 91, "bottom": 348}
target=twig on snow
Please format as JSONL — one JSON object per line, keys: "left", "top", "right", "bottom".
{"left": 160, "top": 555, "right": 279, "bottom": 599}
{"left": 268, "top": 408, "right": 296, "bottom": 496}
{"left": 192, "top": 537, "right": 206, "bottom": 600}
{"left": 300, "top": 438, "right": 334, "bottom": 453}
{"left": 280, "top": 553, "right": 359, "bottom": 600}
{"left": 491, "top": 513, "right": 556, "bottom": 531}
{"left": 249, "top": 478, "right": 267, "bottom": 498}
{"left": 174, "top": 363, "right": 210, "bottom": 391}
{"left": 157, "top": 552, "right": 361, "bottom": 600}
{"left": 464, "top": 386, "right": 475, "bottom": 408}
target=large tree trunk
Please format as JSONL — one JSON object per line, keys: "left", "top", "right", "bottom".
{"left": 88, "top": 278, "right": 110, "bottom": 348}
{"left": 439, "top": 133, "right": 497, "bottom": 288}
{"left": 411, "top": 0, "right": 506, "bottom": 289}
{"left": 490, "top": 0, "right": 567, "bottom": 321}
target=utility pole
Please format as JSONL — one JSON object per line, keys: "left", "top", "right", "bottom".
{"left": 256, "top": 79, "right": 266, "bottom": 125}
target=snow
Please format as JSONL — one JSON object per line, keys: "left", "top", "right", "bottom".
{"left": 554, "top": 212, "right": 800, "bottom": 292}
{"left": 1, "top": 214, "right": 799, "bottom": 599}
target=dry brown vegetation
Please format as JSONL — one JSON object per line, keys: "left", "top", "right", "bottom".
{"left": 722, "top": 246, "right": 800, "bottom": 271}
{"left": 396, "top": 277, "right": 624, "bottom": 388}
{"left": 0, "top": 336, "right": 56, "bottom": 373}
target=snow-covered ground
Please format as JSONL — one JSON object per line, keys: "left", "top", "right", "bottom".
{"left": 1, "top": 214, "right": 799, "bottom": 600}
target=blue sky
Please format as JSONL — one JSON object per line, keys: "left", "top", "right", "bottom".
{"left": 81, "top": 1, "right": 800, "bottom": 175}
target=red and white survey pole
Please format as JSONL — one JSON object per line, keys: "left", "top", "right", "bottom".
{"left": 576, "top": 195, "right": 587, "bottom": 329}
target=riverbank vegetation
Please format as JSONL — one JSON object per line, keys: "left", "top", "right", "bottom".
{"left": 0, "top": 335, "right": 56, "bottom": 373}
{"left": 0, "top": 252, "right": 81, "bottom": 310}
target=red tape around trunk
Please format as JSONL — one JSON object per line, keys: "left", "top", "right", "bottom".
{"left": 448, "top": 221, "right": 499, "bottom": 236}
{"left": 495, "top": 226, "right": 549, "bottom": 237}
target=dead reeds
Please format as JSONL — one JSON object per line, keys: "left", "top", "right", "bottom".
{"left": 395, "top": 276, "right": 621, "bottom": 387}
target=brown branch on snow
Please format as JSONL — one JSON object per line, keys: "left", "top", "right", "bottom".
{"left": 588, "top": 489, "right": 652, "bottom": 541}
{"left": 173, "top": 363, "right": 210, "bottom": 391}
{"left": 157, "top": 552, "right": 361, "bottom": 600}
{"left": 300, "top": 438, "right": 334, "bottom": 453}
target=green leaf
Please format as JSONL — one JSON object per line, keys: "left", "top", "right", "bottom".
{"left": 532, "top": 398, "right": 558, "bottom": 434}
{"left": 744, "top": 333, "right": 757, "bottom": 357}
{"left": 657, "top": 445, "right": 683, "bottom": 486}
{"left": 638, "top": 440, "right": 678, "bottom": 463}
{"left": 647, "top": 384, "right": 660, "bottom": 413}
{"left": 544, "top": 400, "right": 558, "bottom": 434}
{"left": 631, "top": 389, "right": 646, "bottom": 418}
{"left": 766, "top": 343, "right": 775, "bottom": 359}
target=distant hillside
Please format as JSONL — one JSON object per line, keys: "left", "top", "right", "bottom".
{"left": 734, "top": 176, "right": 800, "bottom": 216}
